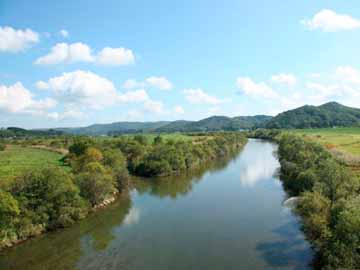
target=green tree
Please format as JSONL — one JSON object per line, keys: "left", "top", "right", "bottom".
{"left": 11, "top": 167, "right": 88, "bottom": 229}
{"left": 75, "top": 162, "right": 116, "bottom": 206}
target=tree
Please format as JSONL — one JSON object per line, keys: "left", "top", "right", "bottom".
{"left": 75, "top": 162, "right": 116, "bottom": 206}
{"left": 11, "top": 167, "right": 88, "bottom": 229}
{"left": 102, "top": 149, "right": 130, "bottom": 191}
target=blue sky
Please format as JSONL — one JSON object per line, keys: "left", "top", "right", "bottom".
{"left": 1, "top": 0, "right": 360, "bottom": 128}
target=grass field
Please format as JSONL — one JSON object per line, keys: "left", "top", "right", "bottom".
{"left": 0, "top": 145, "right": 67, "bottom": 180}
{"left": 290, "top": 128, "right": 360, "bottom": 155}
{"left": 288, "top": 128, "right": 360, "bottom": 172}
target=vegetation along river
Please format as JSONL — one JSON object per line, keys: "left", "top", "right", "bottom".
{"left": 0, "top": 139, "right": 313, "bottom": 270}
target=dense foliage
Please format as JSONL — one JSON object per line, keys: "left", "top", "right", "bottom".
{"left": 265, "top": 102, "right": 360, "bottom": 129}
{"left": 251, "top": 129, "right": 360, "bottom": 269}
{"left": 0, "top": 132, "right": 246, "bottom": 250}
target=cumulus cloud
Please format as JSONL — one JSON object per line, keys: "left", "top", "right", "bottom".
{"left": 122, "top": 76, "right": 173, "bottom": 90}
{"left": 59, "top": 29, "right": 69, "bottom": 38}
{"left": 118, "top": 89, "right": 149, "bottom": 103}
{"left": 40, "top": 70, "right": 160, "bottom": 114}
{"left": 0, "top": 82, "right": 56, "bottom": 113}
{"left": 42, "top": 70, "right": 118, "bottom": 109}
{"left": 174, "top": 105, "right": 185, "bottom": 114}
{"left": 35, "top": 80, "right": 49, "bottom": 90}
{"left": 302, "top": 9, "right": 360, "bottom": 32}
{"left": 96, "top": 47, "right": 135, "bottom": 65}
{"left": 146, "top": 76, "right": 173, "bottom": 90}
{"left": 122, "top": 79, "right": 145, "bottom": 89}
{"left": 35, "top": 42, "right": 135, "bottom": 66}
{"left": 271, "top": 73, "right": 297, "bottom": 86}
{"left": 144, "top": 99, "right": 164, "bottom": 114}
{"left": 336, "top": 66, "right": 360, "bottom": 85}
{"left": 47, "top": 109, "right": 85, "bottom": 121}
{"left": 236, "top": 77, "right": 278, "bottom": 99}
{"left": 35, "top": 42, "right": 94, "bottom": 65}
{"left": 183, "top": 88, "right": 225, "bottom": 105}
{"left": 0, "top": 26, "right": 39, "bottom": 53}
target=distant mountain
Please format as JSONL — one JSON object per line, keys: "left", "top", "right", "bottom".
{"left": 54, "top": 115, "right": 272, "bottom": 135}
{"left": 156, "top": 115, "right": 272, "bottom": 132}
{"left": 55, "top": 121, "right": 170, "bottom": 135}
{"left": 265, "top": 102, "right": 360, "bottom": 129}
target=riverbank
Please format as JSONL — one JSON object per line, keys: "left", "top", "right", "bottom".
{"left": 0, "top": 132, "right": 247, "bottom": 251}
{"left": 249, "top": 129, "right": 360, "bottom": 269}
{"left": 0, "top": 139, "right": 312, "bottom": 270}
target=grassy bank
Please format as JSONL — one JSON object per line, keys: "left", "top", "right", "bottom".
{"left": 249, "top": 129, "right": 360, "bottom": 269}
{"left": 0, "top": 145, "right": 67, "bottom": 181}
{"left": 0, "top": 132, "right": 247, "bottom": 250}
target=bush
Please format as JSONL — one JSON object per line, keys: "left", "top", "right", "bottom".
{"left": 75, "top": 162, "right": 116, "bottom": 206}
{"left": 11, "top": 167, "right": 88, "bottom": 229}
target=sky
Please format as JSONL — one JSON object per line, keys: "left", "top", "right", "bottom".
{"left": 1, "top": 0, "right": 360, "bottom": 128}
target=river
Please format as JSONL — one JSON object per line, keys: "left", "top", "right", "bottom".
{"left": 0, "top": 139, "right": 313, "bottom": 270}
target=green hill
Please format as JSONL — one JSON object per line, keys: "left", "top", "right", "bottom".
{"left": 156, "top": 115, "right": 272, "bottom": 132}
{"left": 56, "top": 121, "right": 170, "bottom": 135}
{"left": 52, "top": 115, "right": 272, "bottom": 135}
{"left": 265, "top": 102, "right": 360, "bottom": 129}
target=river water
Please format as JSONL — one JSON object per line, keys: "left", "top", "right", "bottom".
{"left": 0, "top": 139, "right": 313, "bottom": 270}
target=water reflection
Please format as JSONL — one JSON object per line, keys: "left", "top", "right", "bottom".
{"left": 239, "top": 140, "right": 279, "bottom": 187}
{"left": 0, "top": 140, "right": 312, "bottom": 270}
{"left": 0, "top": 196, "right": 132, "bottom": 270}
{"left": 133, "top": 150, "right": 240, "bottom": 199}
{"left": 123, "top": 205, "right": 141, "bottom": 226}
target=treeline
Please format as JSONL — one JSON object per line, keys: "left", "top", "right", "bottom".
{"left": 0, "top": 127, "right": 64, "bottom": 138}
{"left": 0, "top": 145, "right": 130, "bottom": 249}
{"left": 0, "top": 132, "right": 246, "bottom": 249}
{"left": 250, "top": 129, "right": 360, "bottom": 269}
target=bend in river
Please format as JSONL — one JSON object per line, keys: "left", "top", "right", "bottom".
{"left": 0, "top": 139, "right": 313, "bottom": 270}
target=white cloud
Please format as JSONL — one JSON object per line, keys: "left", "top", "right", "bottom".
{"left": 271, "top": 73, "right": 297, "bottom": 86}
{"left": 96, "top": 47, "right": 135, "bottom": 66}
{"left": 35, "top": 80, "right": 49, "bottom": 90}
{"left": 40, "top": 70, "right": 155, "bottom": 111}
{"left": 174, "top": 105, "right": 184, "bottom": 114}
{"left": 144, "top": 99, "right": 164, "bottom": 114}
{"left": 122, "top": 76, "right": 173, "bottom": 90}
{"left": 122, "top": 79, "right": 145, "bottom": 89}
{"left": 118, "top": 89, "right": 149, "bottom": 103}
{"left": 35, "top": 43, "right": 135, "bottom": 66}
{"left": 146, "top": 76, "right": 173, "bottom": 90}
{"left": 47, "top": 109, "right": 85, "bottom": 121}
{"left": 59, "top": 29, "right": 69, "bottom": 38}
{"left": 306, "top": 82, "right": 359, "bottom": 100}
{"left": 302, "top": 9, "right": 360, "bottom": 32}
{"left": 183, "top": 88, "right": 225, "bottom": 105}
{"left": 35, "top": 42, "right": 94, "bottom": 65}
{"left": 0, "top": 82, "right": 56, "bottom": 113}
{"left": 0, "top": 26, "right": 39, "bottom": 53}
{"left": 44, "top": 70, "right": 118, "bottom": 109}
{"left": 336, "top": 66, "right": 360, "bottom": 85}
{"left": 236, "top": 77, "right": 278, "bottom": 99}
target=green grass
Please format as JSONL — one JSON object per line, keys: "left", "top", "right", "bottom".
{"left": 289, "top": 127, "right": 360, "bottom": 155}
{"left": 0, "top": 145, "right": 67, "bottom": 180}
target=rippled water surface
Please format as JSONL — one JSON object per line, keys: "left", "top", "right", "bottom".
{"left": 0, "top": 139, "right": 313, "bottom": 270}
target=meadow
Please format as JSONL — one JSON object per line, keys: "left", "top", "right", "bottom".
{"left": 0, "top": 145, "right": 66, "bottom": 180}
{"left": 287, "top": 127, "right": 360, "bottom": 172}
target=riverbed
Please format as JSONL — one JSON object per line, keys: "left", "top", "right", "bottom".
{"left": 0, "top": 139, "right": 313, "bottom": 270}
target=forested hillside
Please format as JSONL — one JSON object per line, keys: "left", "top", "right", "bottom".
{"left": 266, "top": 102, "right": 360, "bottom": 129}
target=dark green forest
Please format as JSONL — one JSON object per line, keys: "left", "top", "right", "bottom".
{"left": 266, "top": 102, "right": 360, "bottom": 129}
